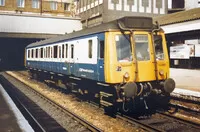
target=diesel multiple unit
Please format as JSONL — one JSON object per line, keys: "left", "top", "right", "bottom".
{"left": 25, "top": 16, "right": 175, "bottom": 114}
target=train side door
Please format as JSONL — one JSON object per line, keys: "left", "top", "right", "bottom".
{"left": 69, "top": 44, "right": 75, "bottom": 75}
{"left": 58, "top": 45, "right": 62, "bottom": 73}
{"left": 97, "top": 39, "right": 105, "bottom": 82}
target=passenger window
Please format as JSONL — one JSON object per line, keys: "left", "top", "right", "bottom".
{"left": 36, "top": 49, "right": 38, "bottom": 58}
{"left": 100, "top": 40, "right": 104, "bottom": 59}
{"left": 88, "top": 40, "right": 92, "bottom": 58}
{"left": 40, "top": 48, "right": 43, "bottom": 58}
{"left": 53, "top": 45, "right": 58, "bottom": 58}
{"left": 62, "top": 44, "right": 64, "bottom": 58}
{"left": 28, "top": 50, "right": 30, "bottom": 58}
{"left": 32, "top": 49, "right": 34, "bottom": 58}
{"left": 71, "top": 45, "right": 74, "bottom": 58}
{"left": 65, "top": 44, "right": 68, "bottom": 58}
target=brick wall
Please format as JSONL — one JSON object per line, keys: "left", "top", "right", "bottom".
{"left": 0, "top": 0, "right": 73, "bottom": 17}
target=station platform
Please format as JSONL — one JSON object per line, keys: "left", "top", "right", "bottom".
{"left": 170, "top": 68, "right": 200, "bottom": 97}
{"left": 0, "top": 84, "right": 33, "bottom": 132}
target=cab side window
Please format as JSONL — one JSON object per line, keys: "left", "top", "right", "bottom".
{"left": 100, "top": 40, "right": 104, "bottom": 59}
{"left": 88, "top": 40, "right": 92, "bottom": 58}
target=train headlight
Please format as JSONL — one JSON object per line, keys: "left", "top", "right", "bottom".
{"left": 124, "top": 72, "right": 129, "bottom": 79}
{"left": 159, "top": 70, "right": 164, "bottom": 76}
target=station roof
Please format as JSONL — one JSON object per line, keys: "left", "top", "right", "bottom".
{"left": 26, "top": 20, "right": 120, "bottom": 48}
{"left": 27, "top": 16, "right": 154, "bottom": 48}
{"left": 154, "top": 8, "right": 200, "bottom": 26}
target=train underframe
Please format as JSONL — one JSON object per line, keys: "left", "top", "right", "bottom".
{"left": 29, "top": 69, "right": 174, "bottom": 116}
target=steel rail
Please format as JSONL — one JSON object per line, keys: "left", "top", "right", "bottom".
{"left": 116, "top": 114, "right": 164, "bottom": 132}
{"left": 0, "top": 75, "right": 47, "bottom": 132}
{"left": 169, "top": 103, "right": 200, "bottom": 114}
{"left": 171, "top": 95, "right": 200, "bottom": 105}
{"left": 157, "top": 111, "right": 200, "bottom": 129}
{"left": 4, "top": 72, "right": 103, "bottom": 132}
{"left": 16, "top": 71, "right": 200, "bottom": 131}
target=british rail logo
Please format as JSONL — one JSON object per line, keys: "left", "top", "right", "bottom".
{"left": 79, "top": 68, "right": 94, "bottom": 73}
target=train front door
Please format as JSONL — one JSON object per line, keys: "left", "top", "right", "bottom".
{"left": 134, "top": 32, "right": 156, "bottom": 82}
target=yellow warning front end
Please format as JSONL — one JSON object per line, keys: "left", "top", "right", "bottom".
{"left": 104, "top": 31, "right": 170, "bottom": 84}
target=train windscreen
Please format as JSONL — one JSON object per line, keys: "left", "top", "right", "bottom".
{"left": 115, "top": 34, "right": 132, "bottom": 62}
{"left": 154, "top": 35, "right": 164, "bottom": 60}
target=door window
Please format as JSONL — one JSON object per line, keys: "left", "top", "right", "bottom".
{"left": 135, "top": 35, "right": 150, "bottom": 61}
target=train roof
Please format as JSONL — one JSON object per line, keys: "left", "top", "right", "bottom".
{"left": 27, "top": 16, "right": 154, "bottom": 48}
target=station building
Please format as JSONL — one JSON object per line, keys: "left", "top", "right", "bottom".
{"left": 0, "top": 0, "right": 75, "bottom": 17}
{"left": 74, "top": 0, "right": 168, "bottom": 28}
{"left": 168, "top": 0, "right": 200, "bottom": 13}
{"left": 0, "top": 0, "right": 82, "bottom": 70}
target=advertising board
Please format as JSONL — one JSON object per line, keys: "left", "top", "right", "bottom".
{"left": 195, "top": 45, "right": 200, "bottom": 57}
{"left": 170, "top": 45, "right": 190, "bottom": 59}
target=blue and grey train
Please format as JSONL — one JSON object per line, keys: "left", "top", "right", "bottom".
{"left": 25, "top": 17, "right": 175, "bottom": 114}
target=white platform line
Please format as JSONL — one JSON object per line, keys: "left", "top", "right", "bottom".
{"left": 0, "top": 84, "right": 34, "bottom": 132}
{"left": 173, "top": 88, "right": 200, "bottom": 98}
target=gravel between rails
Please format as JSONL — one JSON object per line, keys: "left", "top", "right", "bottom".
{"left": 2, "top": 73, "right": 90, "bottom": 132}
{"left": 5, "top": 71, "right": 145, "bottom": 132}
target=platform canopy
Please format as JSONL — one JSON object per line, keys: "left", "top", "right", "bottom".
{"left": 154, "top": 8, "right": 200, "bottom": 34}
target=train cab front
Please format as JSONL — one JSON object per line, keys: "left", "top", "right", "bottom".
{"left": 104, "top": 17, "right": 176, "bottom": 114}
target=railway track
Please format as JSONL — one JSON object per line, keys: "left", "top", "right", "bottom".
{"left": 116, "top": 90, "right": 200, "bottom": 131}
{"left": 0, "top": 73, "right": 103, "bottom": 132}
{"left": 8, "top": 71, "right": 200, "bottom": 131}
{"left": 170, "top": 96, "right": 200, "bottom": 113}
{"left": 117, "top": 110, "right": 200, "bottom": 132}
{"left": 0, "top": 75, "right": 65, "bottom": 132}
